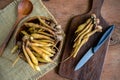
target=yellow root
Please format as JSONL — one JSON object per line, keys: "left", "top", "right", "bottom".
{"left": 22, "top": 43, "right": 35, "bottom": 70}
{"left": 12, "top": 56, "right": 20, "bottom": 67}
{"left": 11, "top": 45, "right": 18, "bottom": 54}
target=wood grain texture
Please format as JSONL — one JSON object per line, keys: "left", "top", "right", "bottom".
{"left": 0, "top": 0, "right": 120, "bottom": 80}
{"left": 0, "top": 0, "right": 14, "bottom": 9}
{"left": 58, "top": 0, "right": 112, "bottom": 80}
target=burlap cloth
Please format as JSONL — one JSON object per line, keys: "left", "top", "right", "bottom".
{"left": 0, "top": 0, "right": 63, "bottom": 80}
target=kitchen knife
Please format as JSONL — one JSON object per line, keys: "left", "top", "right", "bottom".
{"left": 74, "top": 25, "right": 114, "bottom": 71}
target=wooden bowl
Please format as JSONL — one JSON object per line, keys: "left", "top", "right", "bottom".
{"left": 14, "top": 16, "right": 64, "bottom": 64}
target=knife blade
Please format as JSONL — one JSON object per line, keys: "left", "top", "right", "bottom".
{"left": 74, "top": 25, "right": 114, "bottom": 71}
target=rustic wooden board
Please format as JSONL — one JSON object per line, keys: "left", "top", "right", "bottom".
{"left": 58, "top": 0, "right": 111, "bottom": 80}
{"left": 1, "top": 0, "right": 119, "bottom": 80}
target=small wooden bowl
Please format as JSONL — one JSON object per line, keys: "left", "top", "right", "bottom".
{"left": 14, "top": 16, "right": 64, "bottom": 64}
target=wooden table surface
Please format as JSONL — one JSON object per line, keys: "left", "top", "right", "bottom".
{"left": 0, "top": 0, "right": 120, "bottom": 80}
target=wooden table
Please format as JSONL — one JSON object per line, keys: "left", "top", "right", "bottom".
{"left": 0, "top": 0, "right": 120, "bottom": 80}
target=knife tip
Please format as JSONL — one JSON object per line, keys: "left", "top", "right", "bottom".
{"left": 74, "top": 63, "right": 84, "bottom": 71}
{"left": 74, "top": 67, "right": 79, "bottom": 71}
{"left": 74, "top": 65, "right": 82, "bottom": 71}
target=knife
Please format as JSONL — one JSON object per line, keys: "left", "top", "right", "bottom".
{"left": 74, "top": 25, "right": 114, "bottom": 71}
